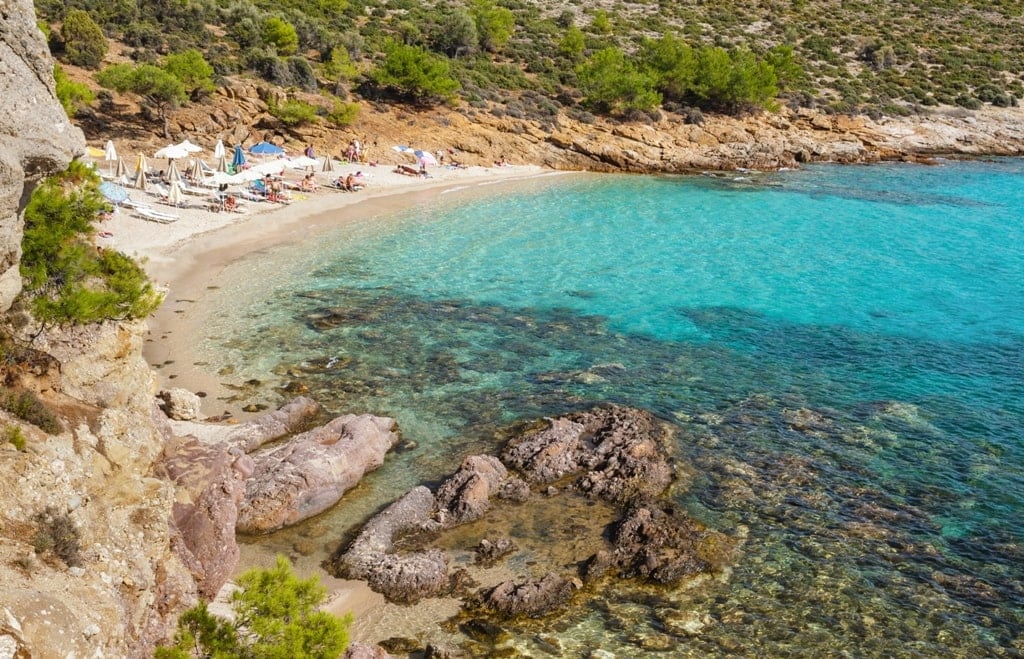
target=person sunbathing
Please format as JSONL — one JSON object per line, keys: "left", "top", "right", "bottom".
{"left": 394, "top": 164, "right": 420, "bottom": 177}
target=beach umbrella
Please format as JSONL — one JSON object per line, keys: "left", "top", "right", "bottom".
{"left": 249, "top": 141, "right": 285, "bottom": 156}
{"left": 134, "top": 154, "right": 149, "bottom": 191}
{"left": 392, "top": 145, "right": 413, "bottom": 154}
{"left": 114, "top": 157, "right": 128, "bottom": 179}
{"left": 166, "top": 180, "right": 183, "bottom": 207}
{"left": 98, "top": 181, "right": 128, "bottom": 204}
{"left": 413, "top": 149, "right": 438, "bottom": 166}
{"left": 154, "top": 144, "right": 190, "bottom": 160}
{"left": 104, "top": 140, "right": 118, "bottom": 175}
{"left": 207, "top": 170, "right": 245, "bottom": 186}
{"left": 166, "top": 159, "right": 182, "bottom": 183}
{"left": 216, "top": 152, "right": 229, "bottom": 173}
{"left": 176, "top": 139, "right": 203, "bottom": 153}
{"left": 286, "top": 156, "right": 318, "bottom": 171}
{"left": 253, "top": 160, "right": 286, "bottom": 176}
{"left": 232, "top": 144, "right": 246, "bottom": 169}
{"left": 214, "top": 139, "right": 225, "bottom": 158}
{"left": 321, "top": 156, "right": 335, "bottom": 173}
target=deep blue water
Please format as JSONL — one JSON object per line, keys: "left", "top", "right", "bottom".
{"left": 194, "top": 160, "right": 1024, "bottom": 656}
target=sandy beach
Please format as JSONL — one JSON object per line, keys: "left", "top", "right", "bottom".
{"left": 98, "top": 159, "right": 556, "bottom": 414}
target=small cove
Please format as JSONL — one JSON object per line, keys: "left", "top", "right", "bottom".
{"left": 156, "top": 161, "right": 1024, "bottom": 656}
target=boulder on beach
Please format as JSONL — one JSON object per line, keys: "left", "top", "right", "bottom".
{"left": 237, "top": 413, "right": 398, "bottom": 534}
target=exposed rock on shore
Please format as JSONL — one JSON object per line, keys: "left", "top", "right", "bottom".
{"left": 237, "top": 413, "right": 399, "bottom": 534}
{"left": 331, "top": 404, "right": 740, "bottom": 620}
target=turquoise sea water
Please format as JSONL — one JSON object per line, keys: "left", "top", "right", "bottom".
{"left": 194, "top": 160, "right": 1024, "bottom": 656}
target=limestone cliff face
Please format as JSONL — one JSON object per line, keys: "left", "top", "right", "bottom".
{"left": 0, "top": 322, "right": 199, "bottom": 657}
{"left": 0, "top": 3, "right": 201, "bottom": 656}
{"left": 0, "top": 0, "right": 84, "bottom": 311}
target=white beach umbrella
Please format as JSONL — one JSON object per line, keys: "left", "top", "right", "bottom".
{"left": 216, "top": 152, "right": 229, "bottom": 173}
{"left": 176, "top": 139, "right": 204, "bottom": 153}
{"left": 166, "top": 159, "right": 182, "bottom": 183}
{"left": 166, "top": 180, "right": 183, "bottom": 206}
{"left": 154, "top": 144, "right": 190, "bottom": 160}
{"left": 104, "top": 140, "right": 118, "bottom": 175}
{"left": 214, "top": 139, "right": 225, "bottom": 158}
{"left": 208, "top": 171, "right": 244, "bottom": 186}
{"left": 114, "top": 157, "right": 128, "bottom": 179}
{"left": 321, "top": 156, "right": 335, "bottom": 173}
{"left": 253, "top": 160, "right": 286, "bottom": 176}
{"left": 232, "top": 168, "right": 266, "bottom": 183}
{"left": 286, "top": 156, "right": 318, "bottom": 171}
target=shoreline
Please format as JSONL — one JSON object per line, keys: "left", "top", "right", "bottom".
{"left": 120, "top": 162, "right": 559, "bottom": 415}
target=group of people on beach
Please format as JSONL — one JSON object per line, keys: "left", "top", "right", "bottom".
{"left": 331, "top": 172, "right": 364, "bottom": 192}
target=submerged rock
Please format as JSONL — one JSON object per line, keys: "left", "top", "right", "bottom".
{"left": 502, "top": 405, "right": 673, "bottom": 503}
{"left": 475, "top": 572, "right": 579, "bottom": 618}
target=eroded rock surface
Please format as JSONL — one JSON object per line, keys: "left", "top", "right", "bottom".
{"left": 237, "top": 413, "right": 398, "bottom": 534}
{"left": 502, "top": 405, "right": 674, "bottom": 502}
{"left": 0, "top": 1, "right": 83, "bottom": 312}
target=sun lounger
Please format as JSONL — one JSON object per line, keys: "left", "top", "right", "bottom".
{"left": 134, "top": 207, "right": 179, "bottom": 223}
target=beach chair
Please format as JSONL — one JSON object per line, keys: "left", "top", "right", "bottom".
{"left": 134, "top": 207, "right": 179, "bottom": 223}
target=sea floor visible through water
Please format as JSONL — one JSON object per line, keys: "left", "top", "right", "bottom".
{"left": 158, "top": 161, "right": 1024, "bottom": 656}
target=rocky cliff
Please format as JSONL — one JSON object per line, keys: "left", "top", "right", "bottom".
{"left": 0, "top": 4, "right": 200, "bottom": 656}
{"left": 0, "top": 0, "right": 83, "bottom": 311}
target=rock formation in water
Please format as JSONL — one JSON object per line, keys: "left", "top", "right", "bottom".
{"left": 331, "top": 405, "right": 740, "bottom": 618}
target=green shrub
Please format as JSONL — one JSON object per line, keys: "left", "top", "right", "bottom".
{"left": 20, "top": 161, "right": 163, "bottom": 325}
{"left": 162, "top": 49, "right": 215, "bottom": 97}
{"left": 53, "top": 64, "right": 95, "bottom": 117}
{"left": 32, "top": 506, "right": 81, "bottom": 567}
{"left": 370, "top": 40, "right": 460, "bottom": 104}
{"left": 267, "top": 98, "right": 320, "bottom": 126}
{"left": 264, "top": 16, "right": 299, "bottom": 56}
{"left": 322, "top": 47, "right": 359, "bottom": 82}
{"left": 326, "top": 98, "right": 360, "bottom": 126}
{"left": 471, "top": 0, "right": 515, "bottom": 53}
{"left": 0, "top": 391, "right": 61, "bottom": 434}
{"left": 61, "top": 9, "right": 108, "bottom": 69}
{"left": 156, "top": 555, "right": 350, "bottom": 659}
{"left": 577, "top": 47, "right": 661, "bottom": 115}
{"left": 3, "top": 425, "right": 27, "bottom": 451}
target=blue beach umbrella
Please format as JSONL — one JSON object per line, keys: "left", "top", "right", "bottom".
{"left": 98, "top": 181, "right": 128, "bottom": 204}
{"left": 249, "top": 141, "right": 285, "bottom": 156}
{"left": 232, "top": 144, "right": 246, "bottom": 169}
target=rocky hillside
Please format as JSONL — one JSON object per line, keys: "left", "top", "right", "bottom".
{"left": 107, "top": 76, "right": 1024, "bottom": 174}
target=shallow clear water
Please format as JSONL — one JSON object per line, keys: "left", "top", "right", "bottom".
{"left": 193, "top": 161, "right": 1024, "bottom": 656}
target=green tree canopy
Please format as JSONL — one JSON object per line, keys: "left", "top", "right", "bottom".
{"left": 60, "top": 9, "right": 108, "bottom": 69}
{"left": 370, "top": 40, "right": 460, "bottom": 104}
{"left": 576, "top": 46, "right": 661, "bottom": 114}
{"left": 263, "top": 16, "right": 299, "bottom": 56}
{"left": 20, "top": 161, "right": 162, "bottom": 325}
{"left": 95, "top": 63, "right": 187, "bottom": 137}
{"left": 162, "top": 49, "right": 215, "bottom": 97}
{"left": 639, "top": 34, "right": 696, "bottom": 102}
{"left": 53, "top": 64, "right": 95, "bottom": 117}
{"left": 471, "top": 0, "right": 515, "bottom": 53}
{"left": 558, "top": 25, "right": 586, "bottom": 61}
{"left": 156, "top": 555, "right": 350, "bottom": 659}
